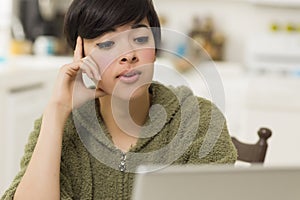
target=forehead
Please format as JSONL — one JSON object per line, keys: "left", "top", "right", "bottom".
{"left": 98, "top": 18, "right": 151, "bottom": 40}
{"left": 114, "top": 18, "right": 150, "bottom": 32}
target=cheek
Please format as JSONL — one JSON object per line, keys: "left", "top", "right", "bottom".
{"left": 89, "top": 49, "right": 119, "bottom": 74}
{"left": 139, "top": 49, "right": 156, "bottom": 62}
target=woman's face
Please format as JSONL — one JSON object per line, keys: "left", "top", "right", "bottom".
{"left": 83, "top": 18, "right": 156, "bottom": 100}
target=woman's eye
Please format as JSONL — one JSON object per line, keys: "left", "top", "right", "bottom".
{"left": 97, "top": 41, "right": 115, "bottom": 49}
{"left": 134, "top": 36, "right": 149, "bottom": 44}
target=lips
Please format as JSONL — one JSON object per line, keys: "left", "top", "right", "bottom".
{"left": 117, "top": 70, "right": 141, "bottom": 78}
{"left": 117, "top": 70, "right": 142, "bottom": 84}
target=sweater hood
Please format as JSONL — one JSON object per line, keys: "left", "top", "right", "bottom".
{"left": 71, "top": 82, "right": 200, "bottom": 171}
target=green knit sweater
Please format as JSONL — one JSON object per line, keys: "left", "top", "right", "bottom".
{"left": 1, "top": 82, "right": 237, "bottom": 200}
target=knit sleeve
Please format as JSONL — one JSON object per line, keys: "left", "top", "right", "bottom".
{"left": 186, "top": 98, "right": 237, "bottom": 165}
{"left": 0, "top": 117, "right": 74, "bottom": 200}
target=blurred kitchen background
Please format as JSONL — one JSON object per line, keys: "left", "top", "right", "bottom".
{"left": 1, "top": 0, "right": 300, "bottom": 194}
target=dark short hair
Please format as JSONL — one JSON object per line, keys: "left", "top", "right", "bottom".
{"left": 64, "top": 0, "right": 161, "bottom": 52}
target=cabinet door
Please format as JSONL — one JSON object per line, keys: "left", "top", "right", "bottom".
{"left": 2, "top": 82, "right": 46, "bottom": 190}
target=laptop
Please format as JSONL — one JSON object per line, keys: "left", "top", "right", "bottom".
{"left": 132, "top": 165, "right": 300, "bottom": 200}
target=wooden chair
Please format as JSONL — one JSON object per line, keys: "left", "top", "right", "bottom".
{"left": 231, "top": 128, "right": 272, "bottom": 163}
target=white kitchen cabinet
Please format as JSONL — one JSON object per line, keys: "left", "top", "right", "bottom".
{"left": 0, "top": 56, "right": 70, "bottom": 195}
{"left": 248, "top": 0, "right": 300, "bottom": 8}
{"left": 0, "top": 70, "right": 55, "bottom": 194}
{"left": 4, "top": 82, "right": 46, "bottom": 183}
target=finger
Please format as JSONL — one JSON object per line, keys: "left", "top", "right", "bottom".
{"left": 74, "top": 68, "right": 84, "bottom": 82}
{"left": 80, "top": 61, "right": 95, "bottom": 80}
{"left": 85, "top": 56, "right": 101, "bottom": 80}
{"left": 82, "top": 57, "right": 101, "bottom": 80}
{"left": 59, "top": 62, "right": 81, "bottom": 78}
{"left": 74, "top": 36, "right": 83, "bottom": 62}
{"left": 69, "top": 63, "right": 80, "bottom": 71}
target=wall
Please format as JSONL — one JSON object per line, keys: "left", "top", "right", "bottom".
{"left": 0, "top": 0, "right": 12, "bottom": 63}
{"left": 153, "top": 0, "right": 300, "bottom": 63}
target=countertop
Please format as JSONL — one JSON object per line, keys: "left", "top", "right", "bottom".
{"left": 0, "top": 55, "right": 72, "bottom": 89}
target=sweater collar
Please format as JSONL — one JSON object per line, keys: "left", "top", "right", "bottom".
{"left": 72, "top": 82, "right": 189, "bottom": 152}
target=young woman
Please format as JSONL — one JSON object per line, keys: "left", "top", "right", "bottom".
{"left": 2, "top": 0, "right": 237, "bottom": 199}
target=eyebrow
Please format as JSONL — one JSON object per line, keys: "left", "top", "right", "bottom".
{"left": 131, "top": 23, "right": 149, "bottom": 29}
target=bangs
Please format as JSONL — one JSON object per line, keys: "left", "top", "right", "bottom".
{"left": 79, "top": 0, "right": 150, "bottom": 39}
{"left": 64, "top": 0, "right": 160, "bottom": 50}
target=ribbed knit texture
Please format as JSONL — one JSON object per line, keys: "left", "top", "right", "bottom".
{"left": 1, "top": 82, "right": 237, "bottom": 200}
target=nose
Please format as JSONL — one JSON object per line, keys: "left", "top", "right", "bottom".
{"left": 119, "top": 52, "right": 138, "bottom": 64}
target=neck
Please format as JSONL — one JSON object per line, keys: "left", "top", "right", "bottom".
{"left": 99, "top": 89, "right": 151, "bottom": 136}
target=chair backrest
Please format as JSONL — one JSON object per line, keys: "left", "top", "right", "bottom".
{"left": 231, "top": 128, "right": 272, "bottom": 163}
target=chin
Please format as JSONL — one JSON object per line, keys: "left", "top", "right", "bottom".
{"left": 112, "top": 83, "right": 151, "bottom": 101}
{"left": 112, "top": 68, "right": 153, "bottom": 101}
{"left": 129, "top": 84, "right": 151, "bottom": 100}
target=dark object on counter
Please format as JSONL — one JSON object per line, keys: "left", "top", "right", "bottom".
{"left": 18, "top": 0, "right": 72, "bottom": 55}
{"left": 188, "top": 16, "right": 225, "bottom": 61}
{"left": 19, "top": 0, "right": 64, "bottom": 42}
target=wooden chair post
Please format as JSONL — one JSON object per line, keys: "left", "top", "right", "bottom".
{"left": 231, "top": 127, "right": 272, "bottom": 163}
{"left": 257, "top": 128, "right": 272, "bottom": 162}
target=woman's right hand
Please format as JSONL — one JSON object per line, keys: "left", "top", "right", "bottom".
{"left": 48, "top": 36, "right": 106, "bottom": 114}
